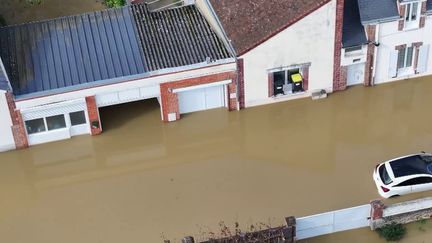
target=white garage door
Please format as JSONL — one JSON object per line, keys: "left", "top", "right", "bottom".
{"left": 347, "top": 63, "right": 365, "bottom": 86}
{"left": 178, "top": 85, "right": 225, "bottom": 114}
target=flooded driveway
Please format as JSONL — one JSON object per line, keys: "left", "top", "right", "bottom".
{"left": 2, "top": 76, "right": 432, "bottom": 242}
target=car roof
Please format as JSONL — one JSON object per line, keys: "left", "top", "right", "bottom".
{"left": 387, "top": 154, "right": 432, "bottom": 178}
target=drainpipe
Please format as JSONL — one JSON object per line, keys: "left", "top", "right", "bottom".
{"left": 203, "top": 0, "right": 240, "bottom": 110}
{"left": 371, "top": 23, "right": 380, "bottom": 86}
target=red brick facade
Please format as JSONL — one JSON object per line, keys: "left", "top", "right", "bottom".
{"left": 237, "top": 58, "right": 245, "bottom": 109}
{"left": 160, "top": 71, "right": 237, "bottom": 122}
{"left": 398, "top": 4, "right": 406, "bottom": 31}
{"left": 85, "top": 96, "right": 102, "bottom": 135}
{"left": 268, "top": 72, "right": 274, "bottom": 97}
{"left": 333, "top": 0, "right": 346, "bottom": 92}
{"left": 420, "top": 1, "right": 427, "bottom": 28}
{"left": 364, "top": 25, "right": 377, "bottom": 86}
{"left": 5, "top": 92, "right": 28, "bottom": 149}
{"left": 302, "top": 65, "right": 310, "bottom": 91}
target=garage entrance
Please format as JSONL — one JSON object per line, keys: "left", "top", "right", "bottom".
{"left": 177, "top": 84, "right": 226, "bottom": 114}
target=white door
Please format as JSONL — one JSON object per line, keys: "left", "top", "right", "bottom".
{"left": 178, "top": 85, "right": 225, "bottom": 114}
{"left": 347, "top": 63, "right": 365, "bottom": 86}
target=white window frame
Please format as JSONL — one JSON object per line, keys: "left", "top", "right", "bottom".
{"left": 404, "top": 1, "right": 421, "bottom": 30}
{"left": 397, "top": 45, "right": 414, "bottom": 72}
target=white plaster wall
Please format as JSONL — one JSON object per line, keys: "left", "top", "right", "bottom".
{"left": 15, "top": 62, "right": 236, "bottom": 109}
{"left": 374, "top": 17, "right": 432, "bottom": 85}
{"left": 240, "top": 1, "right": 336, "bottom": 107}
{"left": 0, "top": 91, "right": 15, "bottom": 152}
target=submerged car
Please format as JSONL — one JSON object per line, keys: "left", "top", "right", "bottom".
{"left": 373, "top": 152, "right": 432, "bottom": 198}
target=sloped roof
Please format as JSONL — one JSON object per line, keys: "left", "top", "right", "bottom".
{"left": 131, "top": 4, "right": 232, "bottom": 71}
{"left": 357, "top": 0, "right": 399, "bottom": 24}
{"left": 0, "top": 7, "right": 146, "bottom": 96}
{"left": 209, "top": 0, "right": 331, "bottom": 56}
{"left": 0, "top": 4, "right": 232, "bottom": 98}
{"left": 343, "top": 0, "right": 367, "bottom": 47}
{"left": 427, "top": 0, "right": 432, "bottom": 13}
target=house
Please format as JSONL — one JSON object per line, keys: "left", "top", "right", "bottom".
{"left": 0, "top": 3, "right": 237, "bottom": 151}
{"left": 341, "top": 0, "right": 432, "bottom": 87}
{"left": 195, "top": 0, "right": 345, "bottom": 107}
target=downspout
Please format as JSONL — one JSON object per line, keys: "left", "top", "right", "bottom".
{"left": 203, "top": 0, "right": 240, "bottom": 110}
{"left": 371, "top": 23, "right": 380, "bottom": 86}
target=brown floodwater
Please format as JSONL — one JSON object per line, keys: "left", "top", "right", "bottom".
{"left": 1, "top": 76, "right": 432, "bottom": 243}
{"left": 0, "top": 0, "right": 105, "bottom": 25}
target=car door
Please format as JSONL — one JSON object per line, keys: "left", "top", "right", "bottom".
{"left": 410, "top": 176, "right": 432, "bottom": 193}
{"left": 393, "top": 179, "right": 413, "bottom": 195}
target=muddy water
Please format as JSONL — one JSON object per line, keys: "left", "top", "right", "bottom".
{"left": 2, "top": 76, "right": 432, "bottom": 242}
{"left": 0, "top": 0, "right": 105, "bottom": 25}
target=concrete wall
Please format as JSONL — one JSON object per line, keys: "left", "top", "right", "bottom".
{"left": 0, "top": 91, "right": 15, "bottom": 152}
{"left": 374, "top": 16, "right": 432, "bottom": 84}
{"left": 240, "top": 1, "right": 336, "bottom": 107}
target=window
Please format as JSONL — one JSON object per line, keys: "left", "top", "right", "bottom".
{"left": 379, "top": 165, "right": 393, "bottom": 185}
{"left": 405, "top": 2, "right": 419, "bottom": 22}
{"left": 397, "top": 46, "right": 414, "bottom": 70}
{"left": 345, "top": 46, "right": 362, "bottom": 53}
{"left": 25, "top": 118, "right": 46, "bottom": 135}
{"left": 46, "top": 115, "right": 66, "bottom": 131}
{"left": 395, "top": 177, "right": 432, "bottom": 187}
{"left": 70, "top": 111, "right": 86, "bottom": 126}
{"left": 272, "top": 69, "right": 303, "bottom": 96}
{"left": 404, "top": 2, "right": 420, "bottom": 29}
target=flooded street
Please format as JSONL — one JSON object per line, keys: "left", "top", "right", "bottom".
{"left": 2, "top": 76, "right": 432, "bottom": 242}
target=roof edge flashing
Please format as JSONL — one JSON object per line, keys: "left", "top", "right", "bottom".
{"left": 361, "top": 16, "right": 400, "bottom": 25}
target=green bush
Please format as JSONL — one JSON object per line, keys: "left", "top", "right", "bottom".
{"left": 104, "top": 0, "right": 126, "bottom": 8}
{"left": 378, "top": 223, "right": 406, "bottom": 241}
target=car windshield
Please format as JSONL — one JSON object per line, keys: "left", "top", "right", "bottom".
{"left": 390, "top": 155, "right": 432, "bottom": 177}
{"left": 379, "top": 165, "right": 393, "bottom": 185}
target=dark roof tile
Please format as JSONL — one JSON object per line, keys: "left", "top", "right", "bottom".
{"left": 343, "top": 0, "right": 367, "bottom": 47}
{"left": 357, "top": 0, "right": 399, "bottom": 24}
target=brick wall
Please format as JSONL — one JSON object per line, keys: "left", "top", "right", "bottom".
{"left": 5, "top": 92, "right": 28, "bottom": 149}
{"left": 160, "top": 71, "right": 237, "bottom": 122}
{"left": 420, "top": 1, "right": 427, "bottom": 28}
{"left": 413, "top": 42, "right": 424, "bottom": 73}
{"left": 398, "top": 4, "right": 406, "bottom": 31}
{"left": 268, "top": 72, "right": 274, "bottom": 97}
{"left": 364, "top": 25, "right": 376, "bottom": 86}
{"left": 86, "top": 96, "right": 102, "bottom": 135}
{"left": 332, "top": 0, "right": 346, "bottom": 92}
{"left": 237, "top": 58, "right": 245, "bottom": 109}
{"left": 302, "top": 65, "right": 310, "bottom": 91}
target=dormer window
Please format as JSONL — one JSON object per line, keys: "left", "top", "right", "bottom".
{"left": 404, "top": 2, "right": 421, "bottom": 30}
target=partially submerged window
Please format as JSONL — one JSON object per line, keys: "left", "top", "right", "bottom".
{"left": 272, "top": 69, "right": 303, "bottom": 96}
{"left": 25, "top": 118, "right": 46, "bottom": 135}
{"left": 70, "top": 111, "right": 86, "bottom": 126}
{"left": 46, "top": 115, "right": 66, "bottom": 131}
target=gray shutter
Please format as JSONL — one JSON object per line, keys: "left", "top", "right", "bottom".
{"left": 417, "top": 45, "right": 429, "bottom": 73}
{"left": 388, "top": 50, "right": 398, "bottom": 78}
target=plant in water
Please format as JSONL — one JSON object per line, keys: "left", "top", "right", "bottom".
{"left": 104, "top": 0, "right": 125, "bottom": 8}
{"left": 378, "top": 223, "right": 406, "bottom": 241}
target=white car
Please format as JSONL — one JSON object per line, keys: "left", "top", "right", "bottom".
{"left": 373, "top": 152, "right": 432, "bottom": 198}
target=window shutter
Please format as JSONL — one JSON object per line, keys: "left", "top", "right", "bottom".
{"left": 417, "top": 45, "right": 429, "bottom": 73}
{"left": 389, "top": 50, "right": 399, "bottom": 78}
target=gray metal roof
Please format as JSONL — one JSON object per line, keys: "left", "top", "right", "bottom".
{"left": 357, "top": 0, "right": 400, "bottom": 24}
{"left": 343, "top": 0, "right": 367, "bottom": 48}
{"left": 0, "top": 6, "right": 146, "bottom": 96}
{"left": 131, "top": 4, "right": 232, "bottom": 71}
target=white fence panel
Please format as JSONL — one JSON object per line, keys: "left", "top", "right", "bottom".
{"left": 296, "top": 204, "right": 371, "bottom": 240}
